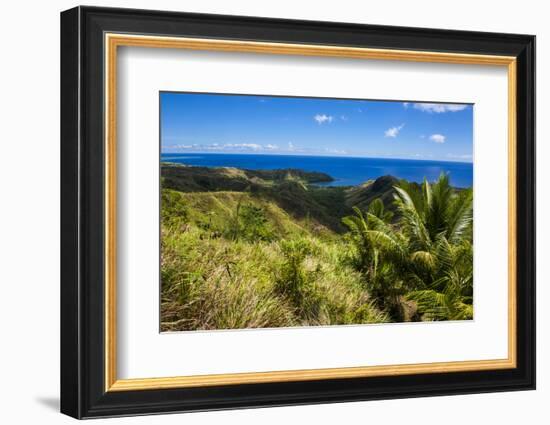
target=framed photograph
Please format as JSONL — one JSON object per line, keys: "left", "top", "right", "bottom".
{"left": 60, "top": 6, "right": 535, "bottom": 419}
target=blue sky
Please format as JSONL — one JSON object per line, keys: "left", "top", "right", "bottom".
{"left": 160, "top": 92, "right": 473, "bottom": 162}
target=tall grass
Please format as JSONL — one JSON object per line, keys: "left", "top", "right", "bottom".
{"left": 160, "top": 199, "right": 388, "bottom": 331}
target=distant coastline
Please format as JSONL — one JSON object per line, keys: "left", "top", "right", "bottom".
{"left": 161, "top": 152, "right": 473, "bottom": 188}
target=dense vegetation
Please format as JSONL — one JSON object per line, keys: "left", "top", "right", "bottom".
{"left": 160, "top": 163, "right": 473, "bottom": 331}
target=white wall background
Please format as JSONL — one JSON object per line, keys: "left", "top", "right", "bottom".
{"left": 0, "top": 0, "right": 544, "bottom": 423}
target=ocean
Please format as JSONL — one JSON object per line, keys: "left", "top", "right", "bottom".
{"left": 161, "top": 153, "right": 473, "bottom": 188}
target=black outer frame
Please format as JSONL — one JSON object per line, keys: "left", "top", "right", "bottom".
{"left": 60, "top": 6, "right": 535, "bottom": 419}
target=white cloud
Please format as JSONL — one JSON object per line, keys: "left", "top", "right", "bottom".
{"left": 447, "top": 153, "right": 472, "bottom": 161}
{"left": 413, "top": 103, "right": 468, "bottom": 113}
{"left": 325, "top": 148, "right": 347, "bottom": 155}
{"left": 165, "top": 141, "right": 356, "bottom": 156}
{"left": 429, "top": 134, "right": 446, "bottom": 143}
{"left": 340, "top": 115, "right": 348, "bottom": 121}
{"left": 223, "top": 143, "right": 262, "bottom": 150}
{"left": 403, "top": 102, "right": 409, "bottom": 109}
{"left": 384, "top": 123, "right": 405, "bottom": 138}
{"left": 168, "top": 142, "right": 276, "bottom": 152}
{"left": 314, "top": 114, "right": 334, "bottom": 124}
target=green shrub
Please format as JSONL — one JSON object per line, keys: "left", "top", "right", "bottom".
{"left": 275, "top": 238, "right": 323, "bottom": 319}
{"left": 239, "top": 204, "right": 274, "bottom": 242}
{"left": 224, "top": 201, "right": 274, "bottom": 242}
{"left": 161, "top": 189, "right": 189, "bottom": 227}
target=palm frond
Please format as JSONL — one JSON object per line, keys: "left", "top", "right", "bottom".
{"left": 394, "top": 186, "right": 431, "bottom": 251}
{"left": 446, "top": 189, "right": 473, "bottom": 243}
{"left": 410, "top": 250, "right": 436, "bottom": 271}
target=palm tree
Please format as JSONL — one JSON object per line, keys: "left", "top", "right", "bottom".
{"left": 342, "top": 206, "right": 409, "bottom": 319}
{"left": 393, "top": 173, "right": 473, "bottom": 320}
{"left": 394, "top": 173, "right": 472, "bottom": 246}
{"left": 406, "top": 237, "right": 473, "bottom": 320}
{"left": 343, "top": 173, "right": 474, "bottom": 321}
{"left": 367, "top": 198, "right": 394, "bottom": 223}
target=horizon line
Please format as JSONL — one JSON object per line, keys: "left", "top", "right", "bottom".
{"left": 160, "top": 150, "right": 473, "bottom": 165}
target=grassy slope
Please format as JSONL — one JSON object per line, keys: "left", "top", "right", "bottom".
{"left": 179, "top": 191, "right": 312, "bottom": 238}
{"left": 160, "top": 186, "right": 389, "bottom": 331}
{"left": 159, "top": 164, "right": 410, "bottom": 331}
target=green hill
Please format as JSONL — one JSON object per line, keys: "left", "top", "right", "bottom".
{"left": 162, "top": 164, "right": 401, "bottom": 232}
{"left": 345, "top": 174, "right": 421, "bottom": 215}
{"left": 162, "top": 163, "right": 333, "bottom": 192}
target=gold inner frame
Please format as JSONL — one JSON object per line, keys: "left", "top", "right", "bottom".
{"left": 104, "top": 33, "right": 518, "bottom": 392}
